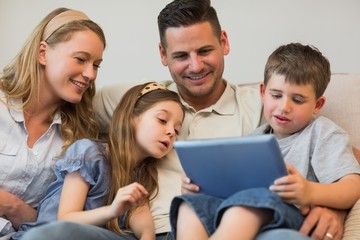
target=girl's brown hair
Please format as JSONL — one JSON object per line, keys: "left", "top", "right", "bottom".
{"left": 106, "top": 82, "right": 184, "bottom": 233}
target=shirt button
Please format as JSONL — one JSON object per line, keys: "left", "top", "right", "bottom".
{"left": 32, "top": 150, "right": 38, "bottom": 156}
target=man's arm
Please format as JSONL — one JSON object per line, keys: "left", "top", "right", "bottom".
{"left": 0, "top": 189, "right": 36, "bottom": 229}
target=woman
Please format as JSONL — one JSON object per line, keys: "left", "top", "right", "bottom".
{"left": 0, "top": 7, "right": 106, "bottom": 238}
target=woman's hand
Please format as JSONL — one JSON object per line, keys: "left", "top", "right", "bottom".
{"left": 0, "top": 189, "right": 36, "bottom": 229}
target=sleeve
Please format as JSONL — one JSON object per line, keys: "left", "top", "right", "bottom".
{"left": 54, "top": 139, "right": 109, "bottom": 186}
{"left": 310, "top": 117, "right": 360, "bottom": 183}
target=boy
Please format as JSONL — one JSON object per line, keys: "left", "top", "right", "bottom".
{"left": 171, "top": 43, "right": 360, "bottom": 240}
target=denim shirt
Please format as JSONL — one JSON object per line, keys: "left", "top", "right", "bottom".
{"left": 12, "top": 139, "right": 110, "bottom": 240}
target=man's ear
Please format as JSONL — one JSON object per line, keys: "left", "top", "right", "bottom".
{"left": 313, "top": 96, "right": 326, "bottom": 114}
{"left": 159, "top": 43, "right": 168, "bottom": 67}
{"left": 38, "top": 41, "right": 48, "bottom": 65}
{"left": 220, "top": 30, "right": 230, "bottom": 56}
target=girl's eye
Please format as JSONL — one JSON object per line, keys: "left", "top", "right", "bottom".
{"left": 93, "top": 64, "right": 101, "bottom": 69}
{"left": 159, "top": 118, "right": 167, "bottom": 124}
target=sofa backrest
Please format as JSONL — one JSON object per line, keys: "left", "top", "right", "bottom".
{"left": 320, "top": 73, "right": 360, "bottom": 149}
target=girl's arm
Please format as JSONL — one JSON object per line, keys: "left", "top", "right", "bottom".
{"left": 0, "top": 189, "right": 36, "bottom": 229}
{"left": 270, "top": 164, "right": 360, "bottom": 209}
{"left": 128, "top": 204, "right": 155, "bottom": 240}
{"left": 58, "top": 171, "right": 148, "bottom": 226}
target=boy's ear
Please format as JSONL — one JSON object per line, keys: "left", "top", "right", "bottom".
{"left": 259, "top": 83, "right": 266, "bottom": 103}
{"left": 314, "top": 96, "right": 326, "bottom": 114}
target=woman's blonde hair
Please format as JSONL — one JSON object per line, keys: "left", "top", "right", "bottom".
{"left": 106, "top": 82, "right": 184, "bottom": 233}
{"left": 0, "top": 8, "right": 106, "bottom": 153}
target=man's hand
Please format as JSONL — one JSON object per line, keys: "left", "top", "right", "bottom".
{"left": 299, "top": 206, "right": 346, "bottom": 240}
{"left": 181, "top": 176, "right": 199, "bottom": 194}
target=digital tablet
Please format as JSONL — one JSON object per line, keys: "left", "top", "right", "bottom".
{"left": 174, "top": 135, "right": 287, "bottom": 199}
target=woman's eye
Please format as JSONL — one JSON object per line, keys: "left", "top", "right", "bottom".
{"left": 75, "top": 57, "right": 86, "bottom": 63}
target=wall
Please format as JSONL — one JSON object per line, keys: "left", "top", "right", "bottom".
{"left": 1, "top": 0, "right": 359, "bottom": 89}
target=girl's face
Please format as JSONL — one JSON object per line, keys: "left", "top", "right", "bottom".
{"left": 38, "top": 29, "right": 104, "bottom": 104}
{"left": 133, "top": 100, "right": 184, "bottom": 161}
{"left": 260, "top": 74, "right": 325, "bottom": 139}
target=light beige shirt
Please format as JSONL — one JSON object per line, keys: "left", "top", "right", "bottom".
{"left": 93, "top": 80, "right": 263, "bottom": 233}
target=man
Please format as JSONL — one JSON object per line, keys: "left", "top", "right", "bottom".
{"left": 22, "top": 0, "right": 345, "bottom": 239}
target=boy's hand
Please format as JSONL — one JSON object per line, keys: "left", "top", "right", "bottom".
{"left": 269, "top": 164, "right": 312, "bottom": 206}
{"left": 181, "top": 176, "right": 200, "bottom": 194}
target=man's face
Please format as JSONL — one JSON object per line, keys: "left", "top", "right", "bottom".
{"left": 159, "top": 22, "right": 230, "bottom": 107}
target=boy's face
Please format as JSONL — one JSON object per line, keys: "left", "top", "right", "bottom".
{"left": 260, "top": 74, "right": 325, "bottom": 139}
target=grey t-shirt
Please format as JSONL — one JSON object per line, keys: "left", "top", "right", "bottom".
{"left": 252, "top": 116, "right": 360, "bottom": 183}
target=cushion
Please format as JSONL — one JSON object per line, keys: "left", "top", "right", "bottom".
{"left": 320, "top": 73, "right": 360, "bottom": 149}
{"left": 343, "top": 199, "right": 360, "bottom": 240}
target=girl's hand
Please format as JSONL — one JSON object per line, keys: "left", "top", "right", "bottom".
{"left": 269, "top": 164, "right": 313, "bottom": 207}
{"left": 181, "top": 176, "right": 200, "bottom": 194}
{"left": 110, "top": 182, "right": 148, "bottom": 217}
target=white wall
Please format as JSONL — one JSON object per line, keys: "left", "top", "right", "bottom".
{"left": 1, "top": 0, "right": 359, "bottom": 89}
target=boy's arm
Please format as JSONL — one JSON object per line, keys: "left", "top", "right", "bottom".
{"left": 128, "top": 204, "right": 155, "bottom": 240}
{"left": 308, "top": 174, "right": 360, "bottom": 209}
{"left": 271, "top": 164, "right": 360, "bottom": 209}
{"left": 353, "top": 147, "right": 360, "bottom": 163}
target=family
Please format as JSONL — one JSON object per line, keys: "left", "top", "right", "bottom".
{"left": 1, "top": 1, "right": 359, "bottom": 240}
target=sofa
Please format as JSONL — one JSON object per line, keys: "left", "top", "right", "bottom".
{"left": 319, "top": 73, "right": 360, "bottom": 239}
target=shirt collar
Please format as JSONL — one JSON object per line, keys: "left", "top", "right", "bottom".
{"left": 8, "top": 97, "right": 62, "bottom": 125}
{"left": 167, "top": 80, "right": 236, "bottom": 115}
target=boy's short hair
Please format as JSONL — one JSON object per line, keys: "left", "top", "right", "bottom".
{"left": 157, "top": 0, "right": 222, "bottom": 49}
{"left": 264, "top": 43, "right": 331, "bottom": 98}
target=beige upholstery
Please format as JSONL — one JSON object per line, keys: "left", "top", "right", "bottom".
{"left": 322, "top": 74, "right": 360, "bottom": 240}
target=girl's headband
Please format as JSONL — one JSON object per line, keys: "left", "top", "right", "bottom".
{"left": 42, "top": 9, "right": 90, "bottom": 41}
{"left": 139, "top": 82, "right": 167, "bottom": 98}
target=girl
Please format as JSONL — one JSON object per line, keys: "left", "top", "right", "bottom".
{"left": 15, "top": 82, "right": 184, "bottom": 240}
{"left": 0, "top": 7, "right": 105, "bottom": 238}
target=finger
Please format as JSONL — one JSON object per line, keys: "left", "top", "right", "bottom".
{"left": 299, "top": 208, "right": 319, "bottom": 236}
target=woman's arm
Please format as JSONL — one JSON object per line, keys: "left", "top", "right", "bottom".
{"left": 58, "top": 172, "right": 148, "bottom": 226}
{"left": 0, "top": 189, "right": 36, "bottom": 229}
{"left": 128, "top": 204, "right": 155, "bottom": 240}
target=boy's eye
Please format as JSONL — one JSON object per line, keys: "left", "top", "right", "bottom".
{"left": 271, "top": 94, "right": 282, "bottom": 99}
{"left": 293, "top": 98, "right": 304, "bottom": 104}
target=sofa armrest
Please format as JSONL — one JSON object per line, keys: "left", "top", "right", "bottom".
{"left": 343, "top": 199, "right": 360, "bottom": 239}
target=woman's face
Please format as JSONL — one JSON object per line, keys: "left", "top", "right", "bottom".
{"left": 39, "top": 29, "right": 104, "bottom": 104}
